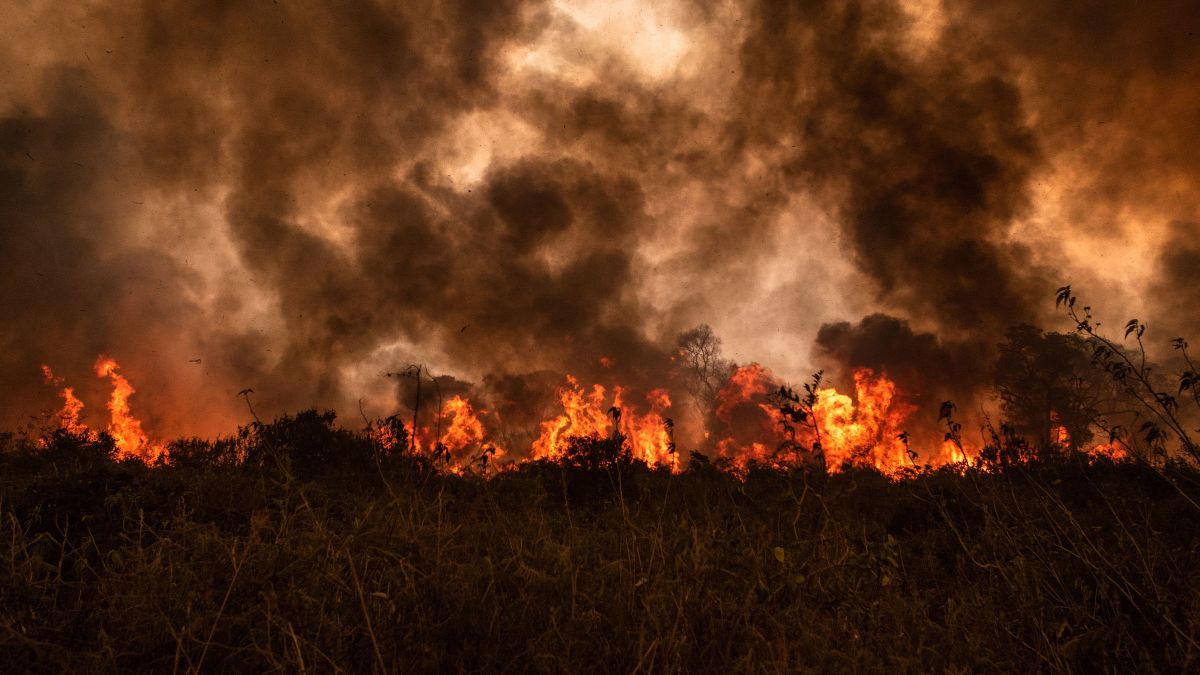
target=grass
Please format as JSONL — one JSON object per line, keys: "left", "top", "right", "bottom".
{"left": 1, "top": 418, "right": 1199, "bottom": 673}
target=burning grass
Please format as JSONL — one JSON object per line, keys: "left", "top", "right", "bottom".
{"left": 1, "top": 422, "right": 1198, "bottom": 672}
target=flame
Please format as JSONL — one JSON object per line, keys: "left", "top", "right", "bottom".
{"left": 32, "top": 354, "right": 1131, "bottom": 475}
{"left": 531, "top": 376, "right": 677, "bottom": 469}
{"left": 376, "top": 395, "right": 507, "bottom": 473}
{"left": 40, "top": 365, "right": 90, "bottom": 437}
{"left": 1088, "top": 442, "right": 1128, "bottom": 460}
{"left": 617, "top": 387, "right": 678, "bottom": 469}
{"left": 93, "top": 356, "right": 165, "bottom": 463}
{"left": 715, "top": 363, "right": 771, "bottom": 423}
{"left": 712, "top": 366, "right": 965, "bottom": 475}
{"left": 531, "top": 376, "right": 612, "bottom": 461}
{"left": 939, "top": 439, "right": 969, "bottom": 465}
{"left": 812, "top": 368, "right": 917, "bottom": 474}
{"left": 436, "top": 395, "right": 507, "bottom": 472}
{"left": 1050, "top": 412, "right": 1071, "bottom": 448}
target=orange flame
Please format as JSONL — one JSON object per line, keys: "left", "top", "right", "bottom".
{"left": 617, "top": 387, "right": 678, "bottom": 469}
{"left": 33, "top": 353, "right": 1132, "bottom": 474}
{"left": 712, "top": 366, "right": 964, "bottom": 475}
{"left": 812, "top": 368, "right": 917, "bottom": 474}
{"left": 1087, "top": 442, "right": 1128, "bottom": 460}
{"left": 532, "top": 376, "right": 678, "bottom": 469}
{"left": 436, "top": 395, "right": 507, "bottom": 472}
{"left": 93, "top": 356, "right": 165, "bottom": 463}
{"left": 531, "top": 376, "right": 613, "bottom": 461}
{"left": 378, "top": 395, "right": 507, "bottom": 473}
{"left": 40, "top": 365, "right": 90, "bottom": 437}
{"left": 715, "top": 363, "right": 771, "bottom": 423}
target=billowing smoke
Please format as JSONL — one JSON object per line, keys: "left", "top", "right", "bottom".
{"left": 1, "top": 1, "right": 1195, "bottom": 449}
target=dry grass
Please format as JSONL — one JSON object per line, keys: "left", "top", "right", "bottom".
{"left": 1, "top": 422, "right": 1198, "bottom": 673}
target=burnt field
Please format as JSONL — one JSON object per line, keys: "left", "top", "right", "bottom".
{"left": 2, "top": 423, "right": 1198, "bottom": 673}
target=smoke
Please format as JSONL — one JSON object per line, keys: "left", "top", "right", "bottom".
{"left": 1149, "top": 221, "right": 1200, "bottom": 344}
{"left": 0, "top": 0, "right": 1194, "bottom": 446}
{"left": 815, "top": 314, "right": 984, "bottom": 404}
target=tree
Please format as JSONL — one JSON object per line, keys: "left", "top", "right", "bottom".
{"left": 674, "top": 325, "right": 736, "bottom": 415}
{"left": 994, "top": 324, "right": 1111, "bottom": 452}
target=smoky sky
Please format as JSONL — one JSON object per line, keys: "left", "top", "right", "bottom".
{"left": 1, "top": 0, "right": 1197, "bottom": 440}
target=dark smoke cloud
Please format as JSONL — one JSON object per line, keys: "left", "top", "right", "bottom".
{"left": 736, "top": 0, "right": 1047, "bottom": 336}
{"left": 0, "top": 0, "right": 1193, "bottom": 445}
{"left": 1150, "top": 221, "right": 1200, "bottom": 344}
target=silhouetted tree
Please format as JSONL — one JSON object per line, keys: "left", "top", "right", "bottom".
{"left": 674, "top": 325, "right": 736, "bottom": 415}
{"left": 994, "top": 325, "right": 1108, "bottom": 452}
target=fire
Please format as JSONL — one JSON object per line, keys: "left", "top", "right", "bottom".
{"left": 433, "top": 395, "right": 507, "bottom": 472}
{"left": 40, "top": 365, "right": 90, "bottom": 437}
{"left": 715, "top": 363, "right": 771, "bottom": 422}
{"left": 939, "top": 439, "right": 969, "bottom": 465}
{"left": 33, "top": 353, "right": 1131, "bottom": 475}
{"left": 1050, "top": 412, "right": 1071, "bottom": 448}
{"left": 811, "top": 369, "right": 916, "bottom": 473}
{"left": 713, "top": 366, "right": 958, "bottom": 475}
{"left": 1088, "top": 442, "right": 1128, "bottom": 460}
{"left": 532, "top": 376, "right": 611, "bottom": 461}
{"left": 38, "top": 357, "right": 165, "bottom": 463}
{"left": 93, "top": 356, "right": 166, "bottom": 463}
{"left": 531, "top": 376, "right": 678, "bottom": 470}
{"left": 377, "top": 395, "right": 507, "bottom": 473}
{"left": 616, "top": 387, "right": 677, "bottom": 469}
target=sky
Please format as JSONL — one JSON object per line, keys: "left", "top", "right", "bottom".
{"left": 1, "top": 0, "right": 1197, "bottom": 444}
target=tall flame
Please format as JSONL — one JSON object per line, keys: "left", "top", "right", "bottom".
{"left": 40, "top": 364, "right": 90, "bottom": 437}
{"left": 93, "top": 356, "right": 165, "bottom": 463}
{"left": 531, "top": 376, "right": 678, "bottom": 469}
{"left": 811, "top": 368, "right": 917, "bottom": 473}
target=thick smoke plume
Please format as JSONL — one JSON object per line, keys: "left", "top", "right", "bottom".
{"left": 1, "top": 1, "right": 1196, "bottom": 447}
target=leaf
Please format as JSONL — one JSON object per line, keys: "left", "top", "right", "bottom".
{"left": 1181, "top": 372, "right": 1198, "bottom": 393}
{"left": 1055, "top": 286, "right": 1072, "bottom": 308}
{"left": 773, "top": 547, "right": 786, "bottom": 564}
{"left": 938, "top": 401, "right": 956, "bottom": 421}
